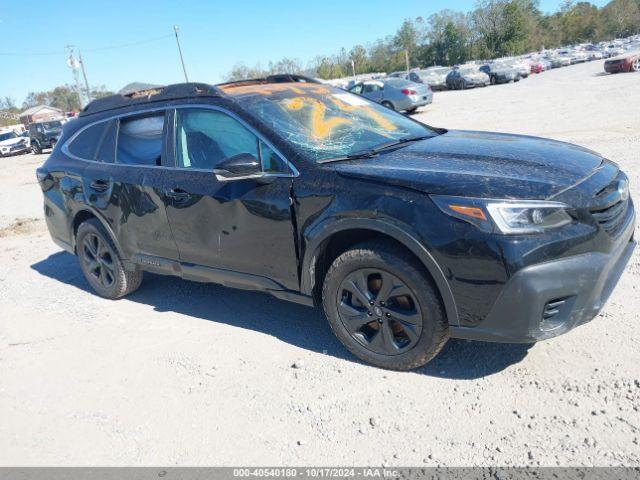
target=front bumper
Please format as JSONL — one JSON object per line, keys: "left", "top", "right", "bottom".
{"left": 450, "top": 204, "right": 636, "bottom": 343}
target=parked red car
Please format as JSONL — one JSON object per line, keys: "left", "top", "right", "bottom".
{"left": 529, "top": 61, "right": 543, "bottom": 74}
{"left": 604, "top": 51, "right": 640, "bottom": 73}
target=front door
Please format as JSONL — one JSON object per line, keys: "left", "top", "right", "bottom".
{"left": 162, "top": 106, "right": 300, "bottom": 291}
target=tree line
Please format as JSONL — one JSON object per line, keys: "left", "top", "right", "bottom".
{"left": 225, "top": 0, "right": 640, "bottom": 81}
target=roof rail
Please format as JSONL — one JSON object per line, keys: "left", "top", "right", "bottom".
{"left": 216, "top": 73, "right": 322, "bottom": 89}
{"left": 265, "top": 74, "right": 321, "bottom": 84}
{"left": 79, "top": 82, "right": 224, "bottom": 117}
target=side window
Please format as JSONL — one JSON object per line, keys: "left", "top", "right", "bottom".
{"left": 260, "top": 142, "right": 289, "bottom": 174}
{"left": 349, "top": 84, "right": 363, "bottom": 95}
{"left": 175, "top": 109, "right": 258, "bottom": 170}
{"left": 67, "top": 122, "right": 109, "bottom": 160}
{"left": 95, "top": 120, "right": 117, "bottom": 163}
{"left": 116, "top": 112, "right": 165, "bottom": 166}
{"left": 363, "top": 83, "right": 378, "bottom": 93}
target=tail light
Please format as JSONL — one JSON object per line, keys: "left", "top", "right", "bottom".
{"left": 401, "top": 88, "right": 416, "bottom": 95}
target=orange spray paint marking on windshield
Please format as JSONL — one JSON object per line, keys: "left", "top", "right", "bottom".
{"left": 284, "top": 97, "right": 351, "bottom": 139}
{"left": 329, "top": 96, "right": 397, "bottom": 132}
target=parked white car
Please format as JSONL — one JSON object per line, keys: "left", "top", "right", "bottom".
{"left": 0, "top": 129, "right": 30, "bottom": 157}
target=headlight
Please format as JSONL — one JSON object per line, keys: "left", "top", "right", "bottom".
{"left": 431, "top": 196, "right": 572, "bottom": 234}
{"left": 485, "top": 201, "right": 572, "bottom": 233}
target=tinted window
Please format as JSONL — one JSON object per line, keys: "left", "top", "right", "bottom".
{"left": 0, "top": 132, "right": 17, "bottom": 142}
{"left": 117, "top": 113, "right": 164, "bottom": 166}
{"left": 95, "top": 121, "right": 117, "bottom": 163}
{"left": 175, "top": 109, "right": 258, "bottom": 170}
{"left": 349, "top": 84, "right": 363, "bottom": 95}
{"left": 363, "top": 83, "right": 382, "bottom": 93}
{"left": 260, "top": 142, "right": 289, "bottom": 174}
{"left": 68, "top": 122, "right": 109, "bottom": 159}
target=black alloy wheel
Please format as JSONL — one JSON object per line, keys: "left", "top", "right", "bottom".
{"left": 81, "top": 232, "right": 116, "bottom": 289}
{"left": 337, "top": 268, "right": 423, "bottom": 356}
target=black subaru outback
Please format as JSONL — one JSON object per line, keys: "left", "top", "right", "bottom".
{"left": 37, "top": 77, "right": 636, "bottom": 370}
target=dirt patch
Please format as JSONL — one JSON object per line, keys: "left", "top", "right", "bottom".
{"left": 0, "top": 218, "right": 45, "bottom": 237}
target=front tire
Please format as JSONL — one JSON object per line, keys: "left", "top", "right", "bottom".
{"left": 322, "top": 241, "right": 449, "bottom": 370}
{"left": 31, "top": 142, "right": 41, "bottom": 154}
{"left": 76, "top": 218, "right": 143, "bottom": 299}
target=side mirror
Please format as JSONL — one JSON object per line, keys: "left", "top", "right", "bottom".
{"left": 214, "top": 153, "right": 262, "bottom": 180}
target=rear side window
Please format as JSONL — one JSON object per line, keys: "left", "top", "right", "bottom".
{"left": 95, "top": 121, "right": 117, "bottom": 163}
{"left": 68, "top": 122, "right": 110, "bottom": 160}
{"left": 116, "top": 112, "right": 165, "bottom": 166}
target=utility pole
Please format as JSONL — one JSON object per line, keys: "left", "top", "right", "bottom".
{"left": 173, "top": 25, "right": 189, "bottom": 83}
{"left": 351, "top": 59, "right": 356, "bottom": 78}
{"left": 78, "top": 51, "right": 92, "bottom": 103}
{"left": 65, "top": 45, "right": 87, "bottom": 109}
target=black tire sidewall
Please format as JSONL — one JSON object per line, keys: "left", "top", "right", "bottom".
{"left": 322, "top": 243, "right": 448, "bottom": 370}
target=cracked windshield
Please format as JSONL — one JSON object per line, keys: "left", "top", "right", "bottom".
{"left": 223, "top": 83, "right": 435, "bottom": 162}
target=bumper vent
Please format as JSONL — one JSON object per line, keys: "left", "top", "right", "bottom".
{"left": 540, "top": 296, "right": 576, "bottom": 332}
{"left": 543, "top": 298, "right": 566, "bottom": 321}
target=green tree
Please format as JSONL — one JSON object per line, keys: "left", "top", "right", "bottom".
{"left": 394, "top": 19, "right": 420, "bottom": 67}
{"left": 602, "top": 0, "right": 640, "bottom": 37}
{"left": 349, "top": 45, "right": 369, "bottom": 75}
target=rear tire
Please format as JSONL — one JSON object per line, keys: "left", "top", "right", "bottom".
{"left": 76, "top": 218, "right": 143, "bottom": 299}
{"left": 322, "top": 240, "right": 449, "bottom": 370}
{"left": 381, "top": 101, "right": 395, "bottom": 111}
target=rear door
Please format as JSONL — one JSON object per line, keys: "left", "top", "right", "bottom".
{"left": 72, "top": 111, "right": 180, "bottom": 262}
{"left": 162, "top": 105, "right": 300, "bottom": 291}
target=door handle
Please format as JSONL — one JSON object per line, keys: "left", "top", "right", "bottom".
{"left": 89, "top": 180, "right": 109, "bottom": 192}
{"left": 165, "top": 188, "right": 191, "bottom": 200}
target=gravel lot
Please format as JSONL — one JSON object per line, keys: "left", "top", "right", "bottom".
{"left": 0, "top": 60, "right": 639, "bottom": 466}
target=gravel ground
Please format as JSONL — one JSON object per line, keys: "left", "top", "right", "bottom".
{"left": 0, "top": 60, "right": 639, "bottom": 466}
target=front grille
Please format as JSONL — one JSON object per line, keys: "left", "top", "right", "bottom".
{"left": 589, "top": 174, "right": 630, "bottom": 235}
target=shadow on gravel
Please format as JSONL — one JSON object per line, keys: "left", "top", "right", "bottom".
{"left": 31, "top": 251, "right": 532, "bottom": 379}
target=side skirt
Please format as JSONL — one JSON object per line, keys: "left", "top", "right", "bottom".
{"left": 132, "top": 253, "right": 314, "bottom": 307}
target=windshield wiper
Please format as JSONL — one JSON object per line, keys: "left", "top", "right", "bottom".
{"left": 317, "top": 150, "right": 380, "bottom": 164}
{"left": 367, "top": 134, "right": 433, "bottom": 154}
{"left": 318, "top": 135, "right": 433, "bottom": 164}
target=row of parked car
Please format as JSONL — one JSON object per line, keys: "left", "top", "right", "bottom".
{"left": 0, "top": 119, "right": 63, "bottom": 157}
{"left": 337, "top": 34, "right": 640, "bottom": 113}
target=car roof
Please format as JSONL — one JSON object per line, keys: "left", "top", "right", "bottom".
{"left": 80, "top": 74, "right": 322, "bottom": 117}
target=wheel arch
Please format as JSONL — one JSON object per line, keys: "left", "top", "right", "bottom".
{"left": 301, "top": 218, "right": 459, "bottom": 326}
{"left": 70, "top": 207, "right": 123, "bottom": 260}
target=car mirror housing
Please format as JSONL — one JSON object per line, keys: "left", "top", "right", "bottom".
{"left": 214, "top": 153, "right": 262, "bottom": 181}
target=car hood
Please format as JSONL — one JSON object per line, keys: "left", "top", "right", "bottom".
{"left": 332, "top": 130, "right": 604, "bottom": 200}
{"left": 0, "top": 137, "right": 24, "bottom": 147}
